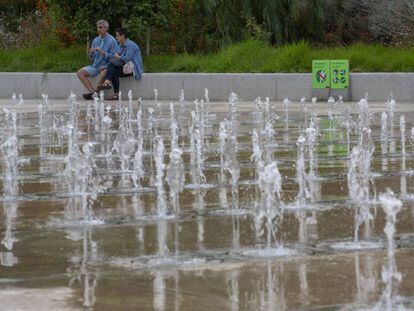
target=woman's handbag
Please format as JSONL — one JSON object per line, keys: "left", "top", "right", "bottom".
{"left": 123, "top": 61, "right": 134, "bottom": 74}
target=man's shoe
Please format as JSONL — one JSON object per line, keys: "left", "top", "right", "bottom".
{"left": 82, "top": 92, "right": 93, "bottom": 100}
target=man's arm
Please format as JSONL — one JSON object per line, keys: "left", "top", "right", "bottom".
{"left": 96, "top": 38, "right": 117, "bottom": 60}
{"left": 108, "top": 37, "right": 117, "bottom": 53}
{"left": 95, "top": 46, "right": 117, "bottom": 60}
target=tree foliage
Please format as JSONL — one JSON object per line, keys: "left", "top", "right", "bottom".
{"left": 364, "top": 0, "right": 414, "bottom": 45}
{"left": 201, "top": 0, "right": 326, "bottom": 45}
{"left": 1, "top": 0, "right": 414, "bottom": 52}
{"left": 46, "top": 0, "right": 169, "bottom": 52}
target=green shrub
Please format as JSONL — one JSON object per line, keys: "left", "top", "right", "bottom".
{"left": 3, "top": 40, "right": 414, "bottom": 73}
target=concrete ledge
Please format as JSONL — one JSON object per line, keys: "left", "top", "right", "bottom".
{"left": 0, "top": 72, "right": 413, "bottom": 101}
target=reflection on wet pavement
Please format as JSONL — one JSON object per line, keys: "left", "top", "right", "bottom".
{"left": 1, "top": 94, "right": 414, "bottom": 310}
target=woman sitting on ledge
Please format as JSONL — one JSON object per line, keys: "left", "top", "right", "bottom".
{"left": 95, "top": 27, "right": 143, "bottom": 100}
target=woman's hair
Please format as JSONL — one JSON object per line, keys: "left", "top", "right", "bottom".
{"left": 115, "top": 27, "right": 128, "bottom": 38}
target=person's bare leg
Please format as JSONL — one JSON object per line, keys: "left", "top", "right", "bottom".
{"left": 77, "top": 69, "right": 95, "bottom": 93}
{"left": 97, "top": 69, "right": 107, "bottom": 88}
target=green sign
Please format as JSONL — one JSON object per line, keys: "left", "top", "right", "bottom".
{"left": 330, "top": 60, "right": 349, "bottom": 89}
{"left": 312, "top": 60, "right": 330, "bottom": 89}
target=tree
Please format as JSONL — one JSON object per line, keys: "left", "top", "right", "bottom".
{"left": 201, "top": 0, "right": 326, "bottom": 45}
{"left": 0, "top": 0, "right": 38, "bottom": 32}
{"left": 46, "top": 0, "right": 129, "bottom": 41}
{"left": 364, "top": 0, "right": 414, "bottom": 45}
{"left": 125, "top": 1, "right": 169, "bottom": 56}
{"left": 46, "top": 0, "right": 169, "bottom": 55}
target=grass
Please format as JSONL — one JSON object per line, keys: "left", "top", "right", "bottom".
{"left": 2, "top": 40, "right": 414, "bottom": 73}
{"left": 0, "top": 41, "right": 86, "bottom": 72}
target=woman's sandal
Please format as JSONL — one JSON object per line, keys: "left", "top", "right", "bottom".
{"left": 105, "top": 94, "right": 119, "bottom": 101}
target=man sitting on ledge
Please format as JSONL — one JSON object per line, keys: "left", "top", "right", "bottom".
{"left": 76, "top": 19, "right": 116, "bottom": 100}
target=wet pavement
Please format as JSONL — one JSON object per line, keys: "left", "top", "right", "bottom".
{"left": 1, "top": 96, "right": 414, "bottom": 310}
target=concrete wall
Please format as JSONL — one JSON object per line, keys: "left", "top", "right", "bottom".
{"left": 0, "top": 72, "right": 413, "bottom": 101}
